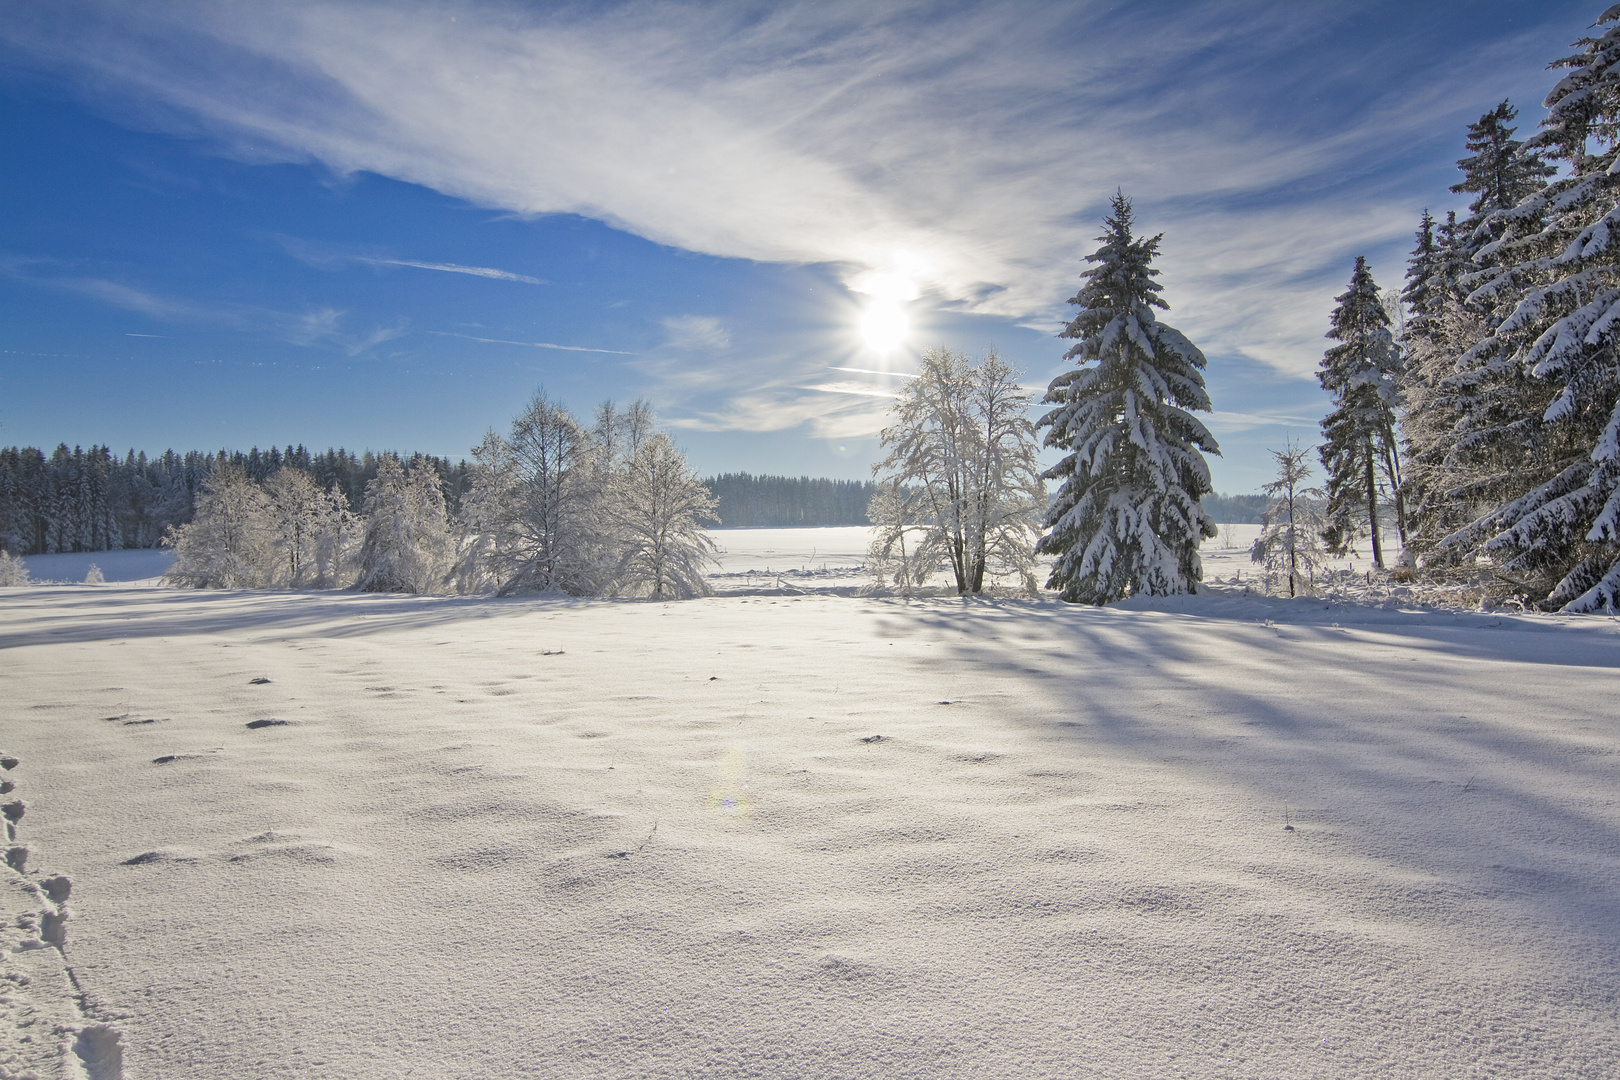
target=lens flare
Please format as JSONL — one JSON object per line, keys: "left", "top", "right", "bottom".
{"left": 707, "top": 746, "right": 752, "bottom": 818}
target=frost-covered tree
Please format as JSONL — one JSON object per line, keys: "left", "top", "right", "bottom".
{"left": 0, "top": 549, "right": 28, "bottom": 587}
{"left": 870, "top": 346, "right": 1044, "bottom": 594}
{"left": 263, "top": 468, "right": 358, "bottom": 588}
{"left": 1318, "top": 257, "right": 1405, "bottom": 567}
{"left": 1037, "top": 192, "right": 1219, "bottom": 604}
{"left": 1436, "top": 9, "right": 1620, "bottom": 611}
{"left": 864, "top": 479, "right": 926, "bottom": 592}
{"left": 606, "top": 431, "right": 719, "bottom": 598}
{"left": 459, "top": 392, "right": 605, "bottom": 596}
{"left": 354, "top": 457, "right": 453, "bottom": 593}
{"left": 1250, "top": 441, "right": 1328, "bottom": 598}
{"left": 165, "top": 467, "right": 274, "bottom": 588}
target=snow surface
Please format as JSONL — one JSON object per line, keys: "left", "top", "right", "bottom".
{"left": 4, "top": 530, "right": 1620, "bottom": 1078}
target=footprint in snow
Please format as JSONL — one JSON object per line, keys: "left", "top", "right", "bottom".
{"left": 2, "top": 800, "right": 23, "bottom": 823}
{"left": 72, "top": 1024, "right": 125, "bottom": 1080}
{"left": 41, "top": 875, "right": 71, "bottom": 903}
{"left": 0, "top": 756, "right": 18, "bottom": 770}
{"left": 40, "top": 907, "right": 68, "bottom": 947}
{"left": 248, "top": 677, "right": 272, "bottom": 684}
{"left": 6, "top": 844, "right": 28, "bottom": 872}
{"left": 0, "top": 780, "right": 13, "bottom": 794}
{"left": 151, "top": 755, "right": 200, "bottom": 765}
{"left": 245, "top": 719, "right": 290, "bottom": 730}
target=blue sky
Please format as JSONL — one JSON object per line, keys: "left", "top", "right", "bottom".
{"left": 0, "top": 0, "right": 1601, "bottom": 490}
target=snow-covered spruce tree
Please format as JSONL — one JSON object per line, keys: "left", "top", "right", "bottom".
{"left": 354, "top": 456, "right": 453, "bottom": 594}
{"left": 1401, "top": 210, "right": 1491, "bottom": 560}
{"left": 1437, "top": 8, "right": 1620, "bottom": 611}
{"left": 870, "top": 346, "right": 1044, "bottom": 594}
{"left": 605, "top": 430, "right": 719, "bottom": 598}
{"left": 1452, "top": 101, "right": 1559, "bottom": 223}
{"left": 1318, "top": 257, "right": 1405, "bottom": 568}
{"left": 1249, "top": 441, "right": 1328, "bottom": 598}
{"left": 1408, "top": 101, "right": 1558, "bottom": 566}
{"left": 1037, "top": 193, "right": 1219, "bottom": 604}
{"left": 164, "top": 466, "right": 274, "bottom": 588}
{"left": 458, "top": 392, "right": 606, "bottom": 596}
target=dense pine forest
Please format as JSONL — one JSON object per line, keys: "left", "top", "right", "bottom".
{"left": 0, "top": 450, "right": 895, "bottom": 554}
{"left": 0, "top": 444, "right": 470, "bottom": 556}
{"left": 703, "top": 473, "right": 876, "bottom": 527}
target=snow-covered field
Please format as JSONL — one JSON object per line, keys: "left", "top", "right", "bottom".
{"left": 4, "top": 531, "right": 1620, "bottom": 1078}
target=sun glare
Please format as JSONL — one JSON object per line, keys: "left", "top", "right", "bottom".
{"left": 852, "top": 261, "right": 923, "bottom": 356}
{"left": 859, "top": 298, "right": 909, "bottom": 355}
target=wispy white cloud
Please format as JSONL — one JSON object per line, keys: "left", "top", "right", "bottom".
{"left": 662, "top": 315, "right": 730, "bottom": 352}
{"left": 803, "top": 380, "right": 900, "bottom": 400}
{"left": 271, "top": 234, "right": 546, "bottom": 284}
{"left": 426, "top": 330, "right": 633, "bottom": 355}
{"left": 355, "top": 257, "right": 545, "bottom": 285}
{"left": 0, "top": 256, "right": 408, "bottom": 356}
{"left": 0, "top": 0, "right": 1572, "bottom": 419}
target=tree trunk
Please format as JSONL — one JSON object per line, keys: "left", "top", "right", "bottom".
{"left": 1364, "top": 442, "right": 1383, "bottom": 569}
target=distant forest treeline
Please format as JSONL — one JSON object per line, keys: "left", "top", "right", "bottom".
{"left": 0, "top": 441, "right": 1271, "bottom": 555}
{"left": 703, "top": 473, "right": 875, "bottom": 527}
{"left": 1202, "top": 493, "right": 1268, "bottom": 525}
{"left": 0, "top": 448, "right": 880, "bottom": 553}
{"left": 0, "top": 444, "right": 471, "bottom": 556}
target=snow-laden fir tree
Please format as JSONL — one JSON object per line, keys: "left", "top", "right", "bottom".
{"left": 1404, "top": 101, "right": 1556, "bottom": 564}
{"left": 1451, "top": 101, "right": 1559, "bottom": 221}
{"left": 354, "top": 456, "right": 454, "bottom": 593}
{"left": 606, "top": 430, "right": 719, "bottom": 598}
{"left": 1318, "top": 257, "right": 1405, "bottom": 568}
{"left": 1250, "top": 441, "right": 1329, "bottom": 598}
{"left": 869, "top": 346, "right": 1044, "bottom": 594}
{"left": 1437, "top": 7, "right": 1620, "bottom": 611}
{"left": 1037, "top": 193, "right": 1219, "bottom": 604}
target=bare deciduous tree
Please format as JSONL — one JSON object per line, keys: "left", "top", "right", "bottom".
{"left": 870, "top": 346, "right": 1044, "bottom": 594}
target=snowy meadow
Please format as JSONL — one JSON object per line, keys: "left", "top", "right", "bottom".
{"left": 4, "top": 529, "right": 1620, "bottom": 1079}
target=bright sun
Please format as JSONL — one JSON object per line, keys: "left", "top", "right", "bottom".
{"left": 854, "top": 267, "right": 919, "bottom": 355}
{"left": 859, "top": 298, "right": 909, "bottom": 355}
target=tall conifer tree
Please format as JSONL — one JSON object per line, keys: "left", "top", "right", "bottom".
{"left": 1440, "top": 8, "right": 1620, "bottom": 610}
{"left": 1318, "top": 257, "right": 1405, "bottom": 567}
{"left": 1038, "top": 192, "right": 1219, "bottom": 604}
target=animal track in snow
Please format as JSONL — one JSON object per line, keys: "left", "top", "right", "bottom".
{"left": 72, "top": 1023, "right": 126, "bottom": 1080}
{"left": 121, "top": 849, "right": 199, "bottom": 866}
{"left": 0, "top": 752, "right": 128, "bottom": 1078}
